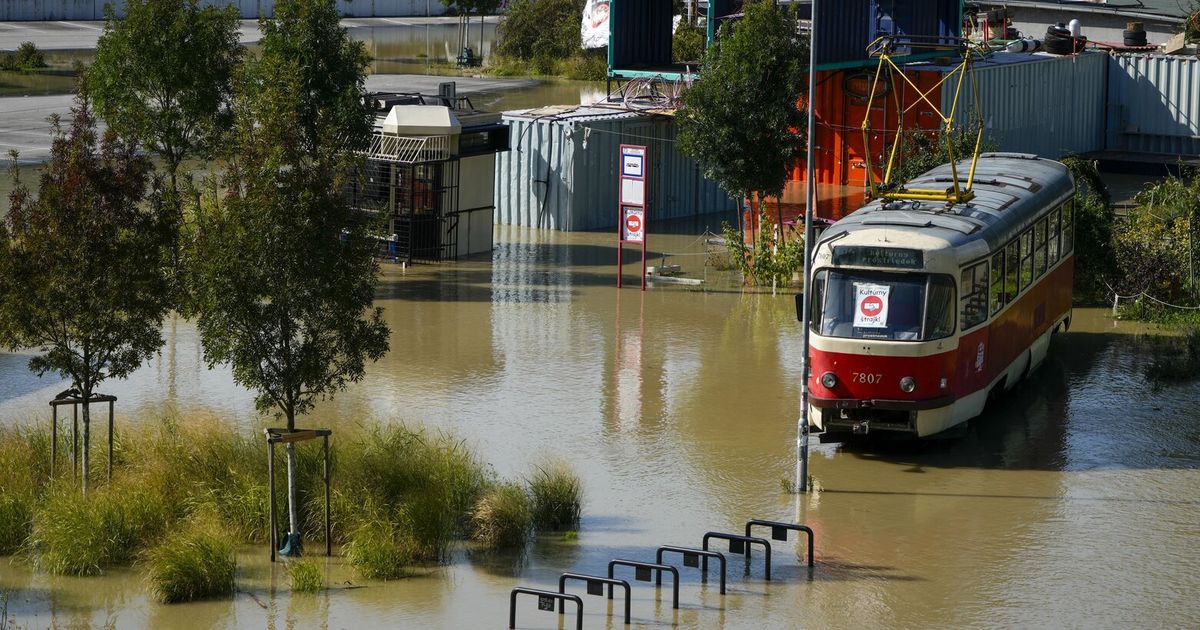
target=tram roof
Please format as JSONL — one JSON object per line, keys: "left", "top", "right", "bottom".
{"left": 820, "top": 153, "right": 1074, "bottom": 257}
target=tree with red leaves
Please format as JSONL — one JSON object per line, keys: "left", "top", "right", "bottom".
{"left": 0, "top": 91, "right": 172, "bottom": 493}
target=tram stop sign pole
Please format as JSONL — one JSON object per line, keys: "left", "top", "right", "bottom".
{"left": 617, "top": 144, "right": 648, "bottom": 291}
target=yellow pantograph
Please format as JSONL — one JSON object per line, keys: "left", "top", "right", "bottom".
{"left": 860, "top": 36, "right": 988, "bottom": 205}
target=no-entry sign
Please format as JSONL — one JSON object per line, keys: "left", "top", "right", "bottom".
{"left": 623, "top": 207, "right": 645, "bottom": 242}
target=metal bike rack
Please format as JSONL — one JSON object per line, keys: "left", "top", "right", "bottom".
{"left": 608, "top": 559, "right": 680, "bottom": 610}
{"left": 509, "top": 587, "right": 582, "bottom": 630}
{"left": 745, "top": 519, "right": 815, "bottom": 567}
{"left": 655, "top": 545, "right": 727, "bottom": 595}
{"left": 558, "top": 572, "right": 632, "bottom": 625}
{"left": 702, "top": 532, "right": 772, "bottom": 580}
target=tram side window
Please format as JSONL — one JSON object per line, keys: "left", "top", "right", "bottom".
{"left": 1048, "top": 208, "right": 1061, "bottom": 263}
{"left": 926, "top": 276, "right": 957, "bottom": 339}
{"left": 989, "top": 251, "right": 1005, "bottom": 314}
{"left": 1034, "top": 218, "right": 1048, "bottom": 278}
{"left": 1019, "top": 229, "right": 1034, "bottom": 290}
{"left": 809, "top": 272, "right": 826, "bottom": 329}
{"left": 1004, "top": 240, "right": 1019, "bottom": 303}
{"left": 960, "top": 262, "right": 989, "bottom": 330}
{"left": 1062, "top": 202, "right": 1075, "bottom": 253}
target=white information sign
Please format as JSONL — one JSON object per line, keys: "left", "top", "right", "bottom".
{"left": 620, "top": 178, "right": 645, "bottom": 205}
{"left": 623, "top": 208, "right": 645, "bottom": 243}
{"left": 854, "top": 283, "right": 890, "bottom": 328}
{"left": 622, "top": 148, "right": 645, "bottom": 178}
{"left": 581, "top": 0, "right": 611, "bottom": 49}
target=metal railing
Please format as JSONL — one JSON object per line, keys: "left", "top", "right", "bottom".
{"left": 656, "top": 545, "right": 726, "bottom": 595}
{"left": 608, "top": 559, "right": 680, "bottom": 610}
{"left": 745, "top": 519, "right": 815, "bottom": 568}
{"left": 558, "top": 573, "right": 631, "bottom": 625}
{"left": 509, "top": 587, "right": 582, "bottom": 630}
{"left": 505, "top": 517, "right": 818, "bottom": 625}
{"left": 702, "top": 532, "right": 772, "bottom": 580}
{"left": 364, "top": 133, "right": 453, "bottom": 164}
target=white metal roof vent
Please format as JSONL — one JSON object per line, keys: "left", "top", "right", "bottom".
{"left": 382, "top": 105, "right": 462, "bottom": 137}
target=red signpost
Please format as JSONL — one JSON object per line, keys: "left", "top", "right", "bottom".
{"left": 617, "top": 144, "right": 648, "bottom": 290}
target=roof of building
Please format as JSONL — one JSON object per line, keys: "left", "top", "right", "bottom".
{"left": 818, "top": 153, "right": 1075, "bottom": 257}
{"left": 501, "top": 104, "right": 652, "bottom": 124}
{"left": 977, "top": 1, "right": 1191, "bottom": 19}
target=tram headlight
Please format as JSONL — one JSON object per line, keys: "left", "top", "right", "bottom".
{"left": 900, "top": 376, "right": 917, "bottom": 393}
{"left": 821, "top": 372, "right": 838, "bottom": 389}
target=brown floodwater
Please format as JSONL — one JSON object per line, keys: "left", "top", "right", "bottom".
{"left": 2, "top": 221, "right": 1199, "bottom": 629}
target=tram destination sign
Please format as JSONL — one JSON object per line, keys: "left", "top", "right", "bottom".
{"left": 832, "top": 246, "right": 924, "bottom": 269}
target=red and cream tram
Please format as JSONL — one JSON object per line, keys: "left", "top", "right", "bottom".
{"left": 805, "top": 153, "right": 1075, "bottom": 437}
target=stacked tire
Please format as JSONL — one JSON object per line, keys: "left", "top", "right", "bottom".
{"left": 1044, "top": 23, "right": 1086, "bottom": 55}
{"left": 1123, "top": 21, "right": 1148, "bottom": 47}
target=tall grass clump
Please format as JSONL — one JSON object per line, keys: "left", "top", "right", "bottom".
{"left": 470, "top": 483, "right": 532, "bottom": 550}
{"left": 527, "top": 461, "right": 582, "bottom": 531}
{"left": 0, "top": 425, "right": 51, "bottom": 554}
{"left": 0, "top": 494, "right": 34, "bottom": 556}
{"left": 29, "top": 481, "right": 172, "bottom": 576}
{"left": 343, "top": 510, "right": 419, "bottom": 580}
{"left": 144, "top": 513, "right": 236, "bottom": 603}
{"left": 338, "top": 425, "right": 489, "bottom": 562}
{"left": 286, "top": 559, "right": 323, "bottom": 593}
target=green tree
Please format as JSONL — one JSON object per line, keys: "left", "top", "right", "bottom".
{"left": 442, "top": 0, "right": 502, "bottom": 62}
{"left": 0, "top": 93, "right": 170, "bottom": 494}
{"left": 496, "top": 0, "right": 585, "bottom": 62}
{"left": 0, "top": 42, "right": 47, "bottom": 72}
{"left": 441, "top": 0, "right": 502, "bottom": 13}
{"left": 1061, "top": 157, "right": 1116, "bottom": 302}
{"left": 678, "top": 0, "right": 808, "bottom": 260}
{"left": 89, "top": 0, "right": 241, "bottom": 208}
{"left": 185, "top": 0, "right": 389, "bottom": 557}
{"left": 887, "top": 119, "right": 994, "bottom": 191}
{"left": 673, "top": 23, "right": 706, "bottom": 64}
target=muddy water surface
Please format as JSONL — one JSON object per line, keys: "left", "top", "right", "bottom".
{"left": 2, "top": 223, "right": 1199, "bottom": 629}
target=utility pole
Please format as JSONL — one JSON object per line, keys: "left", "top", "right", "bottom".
{"left": 795, "top": 0, "right": 818, "bottom": 495}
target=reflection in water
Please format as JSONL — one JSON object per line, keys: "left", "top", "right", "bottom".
{"left": 2, "top": 226, "right": 1200, "bottom": 628}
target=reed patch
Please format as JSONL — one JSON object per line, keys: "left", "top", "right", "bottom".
{"left": 144, "top": 513, "right": 236, "bottom": 603}
{"left": 0, "top": 413, "right": 581, "bottom": 595}
{"left": 527, "top": 461, "right": 583, "bottom": 532}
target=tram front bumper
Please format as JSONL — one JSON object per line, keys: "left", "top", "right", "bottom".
{"left": 809, "top": 396, "right": 955, "bottom": 436}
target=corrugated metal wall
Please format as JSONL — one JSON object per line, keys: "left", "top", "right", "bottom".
{"left": 944, "top": 51, "right": 1108, "bottom": 158}
{"left": 495, "top": 113, "right": 736, "bottom": 231}
{"left": 1107, "top": 54, "right": 1200, "bottom": 156}
{"left": 814, "top": 0, "right": 873, "bottom": 69}
{"left": 610, "top": 0, "right": 673, "bottom": 71}
{"left": 0, "top": 0, "right": 444, "bottom": 20}
{"left": 815, "top": 0, "right": 961, "bottom": 69}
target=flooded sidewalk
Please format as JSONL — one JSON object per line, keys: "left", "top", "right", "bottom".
{"left": 2, "top": 224, "right": 1199, "bottom": 628}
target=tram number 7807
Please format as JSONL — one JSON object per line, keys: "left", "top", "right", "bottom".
{"left": 852, "top": 372, "right": 883, "bottom": 385}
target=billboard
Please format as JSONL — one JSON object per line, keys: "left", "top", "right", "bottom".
{"left": 582, "top": 0, "right": 611, "bottom": 49}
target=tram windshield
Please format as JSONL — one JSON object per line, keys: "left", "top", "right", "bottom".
{"left": 811, "top": 269, "right": 956, "bottom": 341}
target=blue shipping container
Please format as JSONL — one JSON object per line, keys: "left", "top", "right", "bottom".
{"left": 609, "top": 0, "right": 675, "bottom": 73}
{"left": 816, "top": 0, "right": 962, "bottom": 70}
